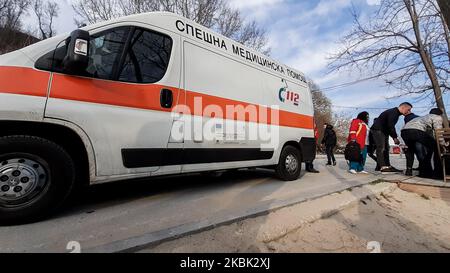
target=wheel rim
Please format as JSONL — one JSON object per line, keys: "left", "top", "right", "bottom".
{"left": 285, "top": 154, "right": 299, "bottom": 174}
{"left": 0, "top": 157, "right": 48, "bottom": 207}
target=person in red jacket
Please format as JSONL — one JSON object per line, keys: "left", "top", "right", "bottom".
{"left": 348, "top": 112, "right": 370, "bottom": 174}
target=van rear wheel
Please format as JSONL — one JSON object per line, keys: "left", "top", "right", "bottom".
{"left": 0, "top": 136, "right": 75, "bottom": 225}
{"left": 276, "top": 145, "right": 302, "bottom": 181}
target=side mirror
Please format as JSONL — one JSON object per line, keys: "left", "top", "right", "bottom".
{"left": 63, "top": 29, "right": 90, "bottom": 74}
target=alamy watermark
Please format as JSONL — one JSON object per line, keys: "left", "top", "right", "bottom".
{"left": 170, "top": 98, "right": 283, "bottom": 150}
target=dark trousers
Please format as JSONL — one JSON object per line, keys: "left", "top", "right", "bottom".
{"left": 371, "top": 129, "right": 391, "bottom": 168}
{"left": 325, "top": 145, "right": 336, "bottom": 164}
{"left": 406, "top": 142, "right": 427, "bottom": 170}
{"left": 401, "top": 129, "right": 442, "bottom": 178}
{"left": 367, "top": 139, "right": 380, "bottom": 170}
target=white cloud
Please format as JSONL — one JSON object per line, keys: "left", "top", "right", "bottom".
{"left": 229, "top": 0, "right": 283, "bottom": 9}
{"left": 310, "top": 0, "right": 352, "bottom": 16}
{"left": 288, "top": 42, "right": 338, "bottom": 76}
{"left": 366, "top": 0, "right": 381, "bottom": 6}
{"left": 229, "top": 0, "right": 285, "bottom": 21}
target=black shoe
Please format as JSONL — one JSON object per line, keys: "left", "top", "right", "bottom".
{"left": 375, "top": 166, "right": 381, "bottom": 172}
{"left": 333, "top": 161, "right": 337, "bottom": 166}
{"left": 307, "top": 168, "right": 320, "bottom": 173}
{"left": 405, "top": 168, "right": 413, "bottom": 176}
{"left": 380, "top": 167, "right": 398, "bottom": 173}
{"left": 389, "top": 166, "right": 402, "bottom": 173}
{"left": 326, "top": 162, "right": 332, "bottom": 166}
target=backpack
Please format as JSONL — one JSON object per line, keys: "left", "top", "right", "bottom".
{"left": 345, "top": 141, "right": 362, "bottom": 162}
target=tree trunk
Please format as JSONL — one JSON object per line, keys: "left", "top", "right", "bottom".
{"left": 438, "top": 0, "right": 450, "bottom": 28}
{"left": 435, "top": 0, "right": 450, "bottom": 64}
{"left": 407, "top": 0, "right": 449, "bottom": 128}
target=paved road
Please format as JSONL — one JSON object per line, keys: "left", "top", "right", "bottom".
{"left": 0, "top": 155, "right": 410, "bottom": 253}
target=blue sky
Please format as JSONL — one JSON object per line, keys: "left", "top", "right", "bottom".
{"left": 23, "top": 0, "right": 449, "bottom": 123}
{"left": 229, "top": 0, "right": 449, "bottom": 120}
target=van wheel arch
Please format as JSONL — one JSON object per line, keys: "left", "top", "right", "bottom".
{"left": 0, "top": 121, "right": 91, "bottom": 189}
{"left": 280, "top": 141, "right": 303, "bottom": 163}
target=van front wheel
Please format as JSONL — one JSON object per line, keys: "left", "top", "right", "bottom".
{"left": 0, "top": 136, "right": 75, "bottom": 225}
{"left": 276, "top": 146, "right": 302, "bottom": 181}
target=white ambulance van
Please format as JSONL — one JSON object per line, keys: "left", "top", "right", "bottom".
{"left": 0, "top": 12, "right": 315, "bottom": 223}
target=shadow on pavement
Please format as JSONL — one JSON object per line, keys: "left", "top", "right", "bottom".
{"left": 57, "top": 168, "right": 280, "bottom": 218}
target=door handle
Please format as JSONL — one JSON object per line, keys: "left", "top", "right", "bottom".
{"left": 160, "top": 89, "right": 173, "bottom": 109}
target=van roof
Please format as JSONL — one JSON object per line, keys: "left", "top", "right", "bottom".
{"left": 84, "top": 12, "right": 308, "bottom": 86}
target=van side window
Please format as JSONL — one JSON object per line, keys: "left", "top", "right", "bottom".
{"left": 118, "top": 29, "right": 173, "bottom": 83}
{"left": 35, "top": 26, "right": 172, "bottom": 83}
{"left": 86, "top": 27, "right": 129, "bottom": 80}
{"left": 35, "top": 27, "right": 130, "bottom": 79}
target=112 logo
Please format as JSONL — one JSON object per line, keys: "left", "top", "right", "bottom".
{"left": 279, "top": 87, "right": 300, "bottom": 106}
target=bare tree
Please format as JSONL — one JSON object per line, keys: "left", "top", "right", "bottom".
{"left": 0, "top": 0, "right": 31, "bottom": 30}
{"left": 333, "top": 112, "right": 352, "bottom": 152}
{"left": 158, "top": 0, "right": 221, "bottom": 28}
{"left": 309, "top": 81, "right": 333, "bottom": 147}
{"left": 72, "top": 0, "right": 270, "bottom": 53}
{"left": 329, "top": 0, "right": 450, "bottom": 127}
{"left": 0, "top": 0, "right": 9, "bottom": 13}
{"left": 309, "top": 80, "right": 352, "bottom": 153}
{"left": 118, "top": 0, "right": 159, "bottom": 16}
{"left": 72, "top": 0, "right": 123, "bottom": 26}
{"left": 438, "top": 0, "right": 450, "bottom": 28}
{"left": 433, "top": 1, "right": 450, "bottom": 58}
{"left": 32, "top": 0, "right": 59, "bottom": 39}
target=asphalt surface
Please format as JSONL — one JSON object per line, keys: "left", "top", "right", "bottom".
{"left": 0, "top": 155, "right": 411, "bottom": 253}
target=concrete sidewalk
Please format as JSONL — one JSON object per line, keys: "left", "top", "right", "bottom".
{"left": 0, "top": 155, "right": 411, "bottom": 253}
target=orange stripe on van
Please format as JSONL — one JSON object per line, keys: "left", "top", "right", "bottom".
{"left": 0, "top": 66, "right": 50, "bottom": 97}
{"left": 50, "top": 74, "right": 181, "bottom": 112}
{"left": 0, "top": 67, "right": 313, "bottom": 130}
{"left": 186, "top": 91, "right": 314, "bottom": 129}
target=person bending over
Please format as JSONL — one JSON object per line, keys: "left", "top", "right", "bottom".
{"left": 370, "top": 102, "right": 413, "bottom": 173}
{"left": 401, "top": 108, "right": 444, "bottom": 179}
{"left": 403, "top": 112, "right": 427, "bottom": 174}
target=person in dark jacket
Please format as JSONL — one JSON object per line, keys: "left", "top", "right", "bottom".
{"left": 404, "top": 112, "right": 419, "bottom": 124}
{"left": 321, "top": 124, "right": 337, "bottom": 166}
{"left": 367, "top": 118, "right": 379, "bottom": 171}
{"left": 403, "top": 112, "right": 426, "bottom": 175}
{"left": 370, "top": 102, "right": 413, "bottom": 173}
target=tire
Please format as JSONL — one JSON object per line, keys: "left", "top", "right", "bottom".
{"left": 276, "top": 145, "right": 302, "bottom": 181}
{"left": 0, "top": 136, "right": 75, "bottom": 225}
